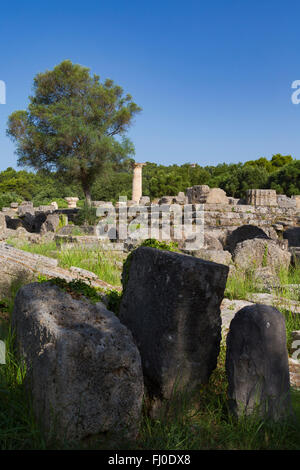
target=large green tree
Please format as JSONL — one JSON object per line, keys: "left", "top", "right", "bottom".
{"left": 7, "top": 60, "right": 141, "bottom": 205}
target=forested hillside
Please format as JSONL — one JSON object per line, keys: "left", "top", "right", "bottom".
{"left": 0, "top": 153, "right": 299, "bottom": 209}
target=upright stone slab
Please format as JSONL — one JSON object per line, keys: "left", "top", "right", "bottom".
{"left": 12, "top": 282, "right": 144, "bottom": 442}
{"left": 119, "top": 247, "right": 229, "bottom": 408}
{"left": 226, "top": 304, "right": 292, "bottom": 421}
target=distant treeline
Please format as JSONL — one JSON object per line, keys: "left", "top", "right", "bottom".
{"left": 0, "top": 154, "right": 299, "bottom": 209}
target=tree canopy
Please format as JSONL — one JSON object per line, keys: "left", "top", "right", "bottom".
{"left": 1, "top": 153, "right": 298, "bottom": 210}
{"left": 7, "top": 60, "right": 141, "bottom": 205}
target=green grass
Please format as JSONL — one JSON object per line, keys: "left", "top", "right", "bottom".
{"left": 0, "top": 302, "right": 45, "bottom": 449}
{"left": 8, "top": 240, "right": 124, "bottom": 287}
{"left": 0, "top": 280, "right": 299, "bottom": 450}
{"left": 225, "top": 262, "right": 300, "bottom": 302}
{"left": 224, "top": 267, "right": 263, "bottom": 300}
{"left": 138, "top": 346, "right": 300, "bottom": 450}
{"left": 0, "top": 246, "right": 299, "bottom": 449}
{"left": 281, "top": 309, "right": 300, "bottom": 354}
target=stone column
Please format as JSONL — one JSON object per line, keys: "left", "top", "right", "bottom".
{"left": 132, "top": 163, "right": 146, "bottom": 203}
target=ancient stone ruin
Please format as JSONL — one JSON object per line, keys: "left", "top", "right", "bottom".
{"left": 226, "top": 304, "right": 292, "bottom": 421}
{"left": 0, "top": 181, "right": 299, "bottom": 442}
{"left": 12, "top": 282, "right": 143, "bottom": 441}
{"left": 119, "top": 246, "right": 228, "bottom": 414}
{"left": 132, "top": 162, "right": 146, "bottom": 203}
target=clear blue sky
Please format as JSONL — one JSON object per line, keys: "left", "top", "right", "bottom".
{"left": 1, "top": 0, "right": 300, "bottom": 171}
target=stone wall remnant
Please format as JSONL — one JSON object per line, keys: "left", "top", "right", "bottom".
{"left": 246, "top": 189, "right": 277, "bottom": 206}
{"left": 277, "top": 195, "right": 297, "bottom": 209}
{"left": 186, "top": 185, "right": 210, "bottom": 204}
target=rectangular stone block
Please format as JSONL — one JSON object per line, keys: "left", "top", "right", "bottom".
{"left": 246, "top": 189, "right": 277, "bottom": 207}
{"left": 119, "top": 246, "right": 229, "bottom": 410}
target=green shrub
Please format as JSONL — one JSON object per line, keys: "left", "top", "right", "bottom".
{"left": 74, "top": 204, "right": 99, "bottom": 225}
{"left": 105, "top": 289, "right": 123, "bottom": 315}
{"left": 140, "top": 238, "right": 179, "bottom": 251}
{"left": 57, "top": 214, "right": 68, "bottom": 231}
{"left": 0, "top": 192, "right": 23, "bottom": 210}
{"left": 40, "top": 277, "right": 102, "bottom": 304}
{"left": 32, "top": 196, "right": 68, "bottom": 208}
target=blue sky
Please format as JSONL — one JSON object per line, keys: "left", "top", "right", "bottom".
{"left": 1, "top": 0, "right": 300, "bottom": 171}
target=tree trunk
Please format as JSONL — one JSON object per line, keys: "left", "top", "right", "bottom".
{"left": 84, "top": 187, "right": 92, "bottom": 207}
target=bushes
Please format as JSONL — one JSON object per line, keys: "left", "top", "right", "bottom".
{"left": 0, "top": 154, "right": 299, "bottom": 205}
{"left": 74, "top": 204, "right": 99, "bottom": 226}
{"left": 32, "top": 196, "right": 69, "bottom": 208}
{"left": 267, "top": 160, "right": 300, "bottom": 196}
{"left": 0, "top": 192, "right": 22, "bottom": 211}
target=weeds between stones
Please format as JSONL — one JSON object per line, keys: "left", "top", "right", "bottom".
{"left": 0, "top": 242, "right": 299, "bottom": 449}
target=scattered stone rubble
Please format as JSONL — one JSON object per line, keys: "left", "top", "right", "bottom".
{"left": 0, "top": 184, "right": 299, "bottom": 440}
{"left": 1, "top": 185, "right": 300, "bottom": 259}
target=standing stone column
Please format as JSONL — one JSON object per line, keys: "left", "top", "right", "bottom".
{"left": 132, "top": 163, "right": 146, "bottom": 203}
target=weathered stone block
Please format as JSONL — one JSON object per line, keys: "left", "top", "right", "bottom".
{"left": 12, "top": 282, "right": 143, "bottom": 442}
{"left": 17, "top": 202, "right": 35, "bottom": 216}
{"left": 246, "top": 189, "right": 277, "bottom": 207}
{"left": 139, "top": 196, "right": 151, "bottom": 205}
{"left": 119, "top": 246, "right": 228, "bottom": 409}
{"left": 291, "top": 195, "right": 300, "bottom": 209}
{"left": 277, "top": 195, "right": 297, "bottom": 209}
{"left": 186, "top": 185, "right": 210, "bottom": 204}
{"left": 40, "top": 214, "right": 60, "bottom": 234}
{"left": 225, "top": 225, "right": 270, "bottom": 254}
{"left": 65, "top": 197, "right": 79, "bottom": 208}
{"left": 205, "top": 188, "right": 228, "bottom": 204}
{"left": 233, "top": 238, "right": 291, "bottom": 272}
{"left": 226, "top": 304, "right": 293, "bottom": 421}
{"left": 193, "top": 249, "right": 232, "bottom": 266}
